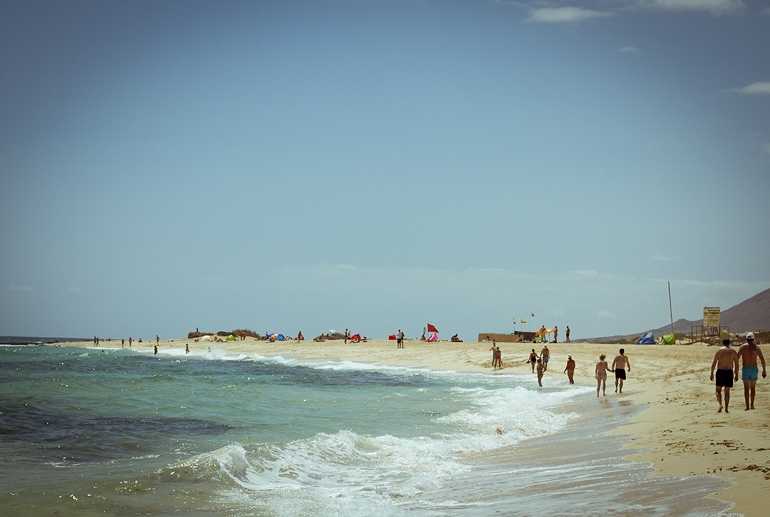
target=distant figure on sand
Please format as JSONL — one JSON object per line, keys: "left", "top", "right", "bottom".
{"left": 297, "top": 331, "right": 304, "bottom": 342}
{"left": 154, "top": 345, "right": 158, "bottom": 355}
{"left": 451, "top": 334, "right": 462, "bottom": 342}
{"left": 710, "top": 337, "right": 739, "bottom": 413}
{"left": 553, "top": 326, "right": 558, "bottom": 343}
{"left": 185, "top": 343, "right": 189, "bottom": 354}
{"left": 129, "top": 337, "right": 132, "bottom": 347}
{"left": 396, "top": 330, "right": 404, "bottom": 349}
{"left": 536, "top": 358, "right": 544, "bottom": 387}
{"left": 596, "top": 354, "right": 611, "bottom": 397}
{"left": 156, "top": 335, "right": 159, "bottom": 345}
{"left": 612, "top": 349, "right": 631, "bottom": 393}
{"left": 490, "top": 341, "right": 501, "bottom": 370}
{"left": 564, "top": 354, "right": 575, "bottom": 384}
{"left": 344, "top": 329, "right": 349, "bottom": 344}
{"left": 566, "top": 326, "right": 570, "bottom": 343}
{"left": 737, "top": 332, "right": 767, "bottom": 411}
{"left": 529, "top": 349, "right": 538, "bottom": 373}
{"left": 541, "top": 344, "right": 549, "bottom": 370}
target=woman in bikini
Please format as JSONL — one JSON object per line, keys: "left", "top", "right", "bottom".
{"left": 536, "top": 358, "right": 544, "bottom": 387}
{"left": 595, "top": 354, "right": 613, "bottom": 397}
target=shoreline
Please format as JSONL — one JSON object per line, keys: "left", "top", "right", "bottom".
{"left": 50, "top": 337, "right": 769, "bottom": 515}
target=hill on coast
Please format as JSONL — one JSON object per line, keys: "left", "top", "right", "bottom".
{"left": 588, "top": 287, "right": 770, "bottom": 343}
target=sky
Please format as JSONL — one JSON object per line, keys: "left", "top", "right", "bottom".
{"left": 1, "top": 0, "right": 769, "bottom": 341}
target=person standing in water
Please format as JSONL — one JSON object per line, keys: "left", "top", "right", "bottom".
{"left": 536, "top": 358, "right": 544, "bottom": 387}
{"left": 595, "top": 354, "right": 611, "bottom": 397}
{"left": 710, "top": 337, "right": 739, "bottom": 413}
{"left": 564, "top": 354, "right": 575, "bottom": 385}
{"left": 737, "top": 332, "right": 767, "bottom": 410}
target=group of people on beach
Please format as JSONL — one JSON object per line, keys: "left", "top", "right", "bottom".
{"left": 710, "top": 332, "right": 767, "bottom": 412}
{"left": 522, "top": 344, "right": 630, "bottom": 393}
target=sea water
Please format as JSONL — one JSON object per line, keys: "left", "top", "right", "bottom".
{"left": 0, "top": 344, "right": 731, "bottom": 516}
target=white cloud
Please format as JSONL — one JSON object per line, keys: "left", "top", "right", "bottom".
{"left": 528, "top": 7, "right": 611, "bottom": 23}
{"left": 734, "top": 82, "right": 770, "bottom": 94}
{"left": 8, "top": 285, "right": 35, "bottom": 292}
{"left": 646, "top": 0, "right": 745, "bottom": 14}
{"left": 617, "top": 46, "right": 640, "bottom": 53}
{"left": 571, "top": 269, "right": 599, "bottom": 276}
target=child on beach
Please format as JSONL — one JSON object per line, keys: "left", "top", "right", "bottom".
{"left": 595, "top": 354, "right": 612, "bottom": 397}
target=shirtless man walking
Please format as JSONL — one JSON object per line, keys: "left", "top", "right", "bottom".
{"left": 541, "top": 344, "right": 550, "bottom": 371}
{"left": 737, "top": 332, "right": 767, "bottom": 411}
{"left": 710, "top": 337, "right": 739, "bottom": 413}
{"left": 612, "top": 349, "right": 631, "bottom": 393}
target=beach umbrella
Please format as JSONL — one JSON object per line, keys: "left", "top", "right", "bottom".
{"left": 427, "top": 323, "right": 439, "bottom": 333}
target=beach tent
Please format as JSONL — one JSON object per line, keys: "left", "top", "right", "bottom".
{"left": 659, "top": 333, "right": 675, "bottom": 345}
{"left": 427, "top": 332, "right": 438, "bottom": 342}
{"left": 200, "top": 335, "right": 212, "bottom": 341}
{"left": 388, "top": 334, "right": 396, "bottom": 340}
{"left": 226, "top": 335, "right": 235, "bottom": 341}
{"left": 635, "top": 331, "right": 655, "bottom": 344}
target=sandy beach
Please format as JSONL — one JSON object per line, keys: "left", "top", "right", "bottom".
{"left": 64, "top": 337, "right": 769, "bottom": 516}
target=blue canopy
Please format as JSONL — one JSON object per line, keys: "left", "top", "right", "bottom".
{"left": 635, "top": 331, "right": 655, "bottom": 344}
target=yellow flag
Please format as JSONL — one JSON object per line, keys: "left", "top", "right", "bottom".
{"left": 521, "top": 319, "right": 526, "bottom": 323}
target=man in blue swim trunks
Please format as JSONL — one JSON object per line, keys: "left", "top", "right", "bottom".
{"left": 737, "top": 333, "right": 767, "bottom": 411}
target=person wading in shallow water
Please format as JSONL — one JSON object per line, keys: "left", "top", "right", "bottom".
{"left": 737, "top": 332, "right": 767, "bottom": 411}
{"left": 564, "top": 355, "right": 575, "bottom": 385}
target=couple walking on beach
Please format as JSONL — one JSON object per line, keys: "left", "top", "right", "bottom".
{"left": 595, "top": 349, "right": 630, "bottom": 397}
{"left": 710, "top": 333, "right": 767, "bottom": 413}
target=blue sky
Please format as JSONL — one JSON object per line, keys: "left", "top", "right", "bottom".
{"left": 2, "top": 0, "right": 768, "bottom": 341}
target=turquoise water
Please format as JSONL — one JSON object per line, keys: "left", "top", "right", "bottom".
{"left": 0, "top": 345, "right": 730, "bottom": 516}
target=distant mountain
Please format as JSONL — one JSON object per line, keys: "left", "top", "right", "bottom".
{"left": 588, "top": 287, "right": 770, "bottom": 343}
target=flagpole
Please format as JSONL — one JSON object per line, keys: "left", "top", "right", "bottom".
{"left": 668, "top": 281, "right": 674, "bottom": 337}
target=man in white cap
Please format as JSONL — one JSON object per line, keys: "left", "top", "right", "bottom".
{"left": 540, "top": 344, "right": 550, "bottom": 371}
{"left": 737, "top": 332, "right": 767, "bottom": 410}
{"left": 564, "top": 354, "right": 575, "bottom": 384}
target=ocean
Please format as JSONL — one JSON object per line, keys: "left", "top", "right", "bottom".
{"left": 0, "top": 344, "right": 732, "bottom": 516}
